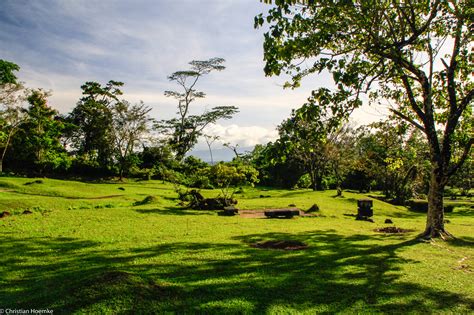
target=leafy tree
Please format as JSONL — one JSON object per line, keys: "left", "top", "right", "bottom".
{"left": 207, "top": 162, "right": 259, "bottom": 201}
{"left": 156, "top": 58, "right": 238, "bottom": 161}
{"left": 139, "top": 144, "right": 177, "bottom": 174}
{"left": 111, "top": 100, "right": 152, "bottom": 180}
{"left": 278, "top": 104, "right": 336, "bottom": 190}
{"left": 247, "top": 142, "right": 305, "bottom": 188}
{"left": 358, "top": 120, "right": 429, "bottom": 204}
{"left": 256, "top": 1, "right": 473, "bottom": 238}
{"left": 9, "top": 90, "right": 69, "bottom": 174}
{"left": 68, "top": 81, "right": 123, "bottom": 173}
{"left": 326, "top": 123, "right": 358, "bottom": 196}
{"left": 0, "top": 60, "right": 26, "bottom": 173}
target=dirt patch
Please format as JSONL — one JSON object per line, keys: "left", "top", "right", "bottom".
{"left": 22, "top": 210, "right": 33, "bottom": 215}
{"left": 374, "top": 226, "right": 414, "bottom": 233}
{"left": 238, "top": 210, "right": 266, "bottom": 218}
{"left": 239, "top": 209, "right": 315, "bottom": 218}
{"left": 251, "top": 240, "right": 308, "bottom": 250}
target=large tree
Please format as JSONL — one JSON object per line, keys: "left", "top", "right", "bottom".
{"left": 278, "top": 104, "right": 333, "bottom": 191}
{"left": 68, "top": 81, "right": 123, "bottom": 171}
{"left": 111, "top": 100, "right": 152, "bottom": 180}
{"left": 0, "top": 60, "right": 26, "bottom": 173}
{"left": 256, "top": 0, "right": 472, "bottom": 239}
{"left": 10, "top": 90, "right": 68, "bottom": 174}
{"left": 156, "top": 58, "right": 239, "bottom": 161}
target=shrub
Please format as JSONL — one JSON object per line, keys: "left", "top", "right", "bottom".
{"left": 409, "top": 200, "right": 455, "bottom": 213}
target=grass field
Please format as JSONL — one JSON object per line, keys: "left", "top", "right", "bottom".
{"left": 0, "top": 176, "right": 473, "bottom": 314}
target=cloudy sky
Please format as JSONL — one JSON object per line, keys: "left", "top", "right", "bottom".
{"left": 0, "top": 0, "right": 386, "bottom": 155}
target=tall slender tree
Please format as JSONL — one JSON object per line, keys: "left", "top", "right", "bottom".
{"left": 156, "top": 58, "right": 238, "bottom": 161}
{"left": 112, "top": 100, "right": 152, "bottom": 180}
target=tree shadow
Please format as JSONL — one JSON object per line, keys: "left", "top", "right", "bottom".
{"left": 1, "top": 231, "right": 473, "bottom": 313}
{"left": 447, "top": 237, "right": 474, "bottom": 247}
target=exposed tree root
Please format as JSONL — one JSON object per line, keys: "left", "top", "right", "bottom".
{"left": 418, "top": 228, "right": 455, "bottom": 241}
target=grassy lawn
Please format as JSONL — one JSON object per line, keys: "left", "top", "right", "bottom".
{"left": 0, "top": 177, "right": 473, "bottom": 314}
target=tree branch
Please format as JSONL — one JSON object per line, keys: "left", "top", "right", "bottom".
{"left": 389, "top": 108, "right": 426, "bottom": 132}
{"left": 448, "top": 138, "right": 473, "bottom": 177}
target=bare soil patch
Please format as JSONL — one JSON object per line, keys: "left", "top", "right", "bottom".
{"left": 251, "top": 240, "right": 308, "bottom": 250}
{"left": 239, "top": 208, "right": 315, "bottom": 218}
{"left": 374, "top": 226, "right": 414, "bottom": 233}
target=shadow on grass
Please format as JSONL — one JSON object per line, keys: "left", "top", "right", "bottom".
{"left": 448, "top": 237, "right": 474, "bottom": 247}
{"left": 1, "top": 231, "right": 473, "bottom": 313}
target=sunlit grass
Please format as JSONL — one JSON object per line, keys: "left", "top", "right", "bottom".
{"left": 0, "top": 176, "right": 472, "bottom": 313}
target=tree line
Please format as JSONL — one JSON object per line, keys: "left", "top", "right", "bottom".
{"left": 0, "top": 58, "right": 238, "bottom": 180}
{"left": 2, "top": 55, "right": 469, "bottom": 210}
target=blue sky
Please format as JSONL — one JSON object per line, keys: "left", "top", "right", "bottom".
{"left": 0, "top": 0, "right": 386, "bottom": 152}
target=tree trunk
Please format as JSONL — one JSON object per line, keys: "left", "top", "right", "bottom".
{"left": 420, "top": 166, "right": 452, "bottom": 239}
{"left": 0, "top": 158, "right": 3, "bottom": 173}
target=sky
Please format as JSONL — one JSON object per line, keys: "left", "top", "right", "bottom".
{"left": 0, "top": 0, "right": 387, "bottom": 156}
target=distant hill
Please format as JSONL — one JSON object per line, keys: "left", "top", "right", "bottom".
{"left": 188, "top": 146, "right": 254, "bottom": 163}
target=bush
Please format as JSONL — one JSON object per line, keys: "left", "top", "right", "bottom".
{"left": 178, "top": 189, "right": 237, "bottom": 210}
{"left": 187, "top": 169, "right": 214, "bottom": 189}
{"left": 409, "top": 200, "right": 455, "bottom": 213}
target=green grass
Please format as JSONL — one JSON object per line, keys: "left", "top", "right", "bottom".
{"left": 0, "top": 177, "right": 473, "bottom": 314}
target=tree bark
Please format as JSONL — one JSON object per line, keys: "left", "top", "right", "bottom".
{"left": 420, "top": 163, "right": 452, "bottom": 239}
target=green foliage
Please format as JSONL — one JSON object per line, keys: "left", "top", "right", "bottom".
{"left": 0, "top": 59, "right": 20, "bottom": 85}
{"left": 207, "top": 162, "right": 259, "bottom": 200}
{"left": 0, "top": 59, "right": 26, "bottom": 173}
{"left": 351, "top": 120, "right": 430, "bottom": 204}
{"left": 68, "top": 81, "right": 124, "bottom": 172}
{"left": 111, "top": 100, "right": 152, "bottom": 179}
{"left": 247, "top": 142, "right": 305, "bottom": 188}
{"left": 409, "top": 200, "right": 455, "bottom": 213}
{"left": 8, "top": 90, "right": 69, "bottom": 174}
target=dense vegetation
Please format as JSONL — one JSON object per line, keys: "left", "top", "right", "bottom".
{"left": 1, "top": 61, "right": 471, "bottom": 203}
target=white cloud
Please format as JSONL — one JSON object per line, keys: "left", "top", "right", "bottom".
{"left": 1, "top": 0, "right": 388, "bottom": 135}
{"left": 201, "top": 123, "right": 278, "bottom": 148}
